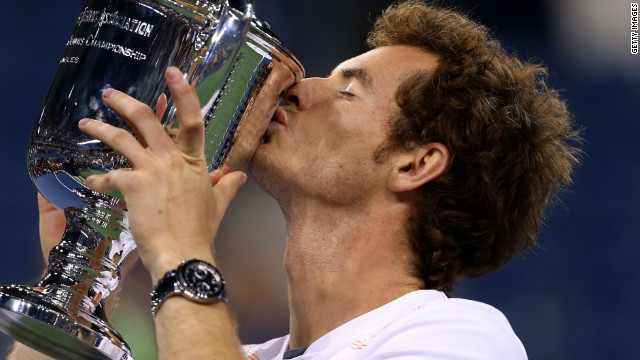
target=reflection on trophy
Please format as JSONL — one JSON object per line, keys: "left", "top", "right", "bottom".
{"left": 0, "top": 0, "right": 303, "bottom": 358}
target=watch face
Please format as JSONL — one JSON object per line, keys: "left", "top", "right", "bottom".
{"left": 178, "top": 260, "right": 225, "bottom": 301}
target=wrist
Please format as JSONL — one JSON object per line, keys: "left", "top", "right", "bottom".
{"left": 145, "top": 249, "right": 216, "bottom": 284}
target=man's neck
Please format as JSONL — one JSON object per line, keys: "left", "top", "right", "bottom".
{"left": 282, "top": 196, "right": 423, "bottom": 349}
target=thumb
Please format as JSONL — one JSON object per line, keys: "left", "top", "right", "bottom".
{"left": 37, "top": 192, "right": 59, "bottom": 214}
{"left": 37, "top": 193, "right": 66, "bottom": 262}
{"left": 212, "top": 171, "right": 247, "bottom": 211}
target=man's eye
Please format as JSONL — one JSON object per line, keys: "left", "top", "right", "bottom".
{"left": 340, "top": 91, "right": 355, "bottom": 98}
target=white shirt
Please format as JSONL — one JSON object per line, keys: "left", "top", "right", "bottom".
{"left": 243, "top": 290, "right": 527, "bottom": 359}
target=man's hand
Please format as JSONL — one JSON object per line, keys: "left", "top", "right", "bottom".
{"left": 36, "top": 193, "right": 66, "bottom": 264}
{"left": 76, "top": 66, "right": 246, "bottom": 359}
{"left": 77, "top": 67, "right": 246, "bottom": 283}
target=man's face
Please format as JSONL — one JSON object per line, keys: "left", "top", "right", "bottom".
{"left": 250, "top": 45, "right": 438, "bottom": 206}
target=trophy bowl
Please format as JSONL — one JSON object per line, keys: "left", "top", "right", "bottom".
{"left": 0, "top": 0, "right": 303, "bottom": 358}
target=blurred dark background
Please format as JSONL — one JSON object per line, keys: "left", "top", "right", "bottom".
{"left": 0, "top": 0, "right": 638, "bottom": 359}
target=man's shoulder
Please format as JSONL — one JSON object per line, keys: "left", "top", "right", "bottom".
{"left": 400, "top": 292, "right": 515, "bottom": 331}
{"left": 321, "top": 290, "right": 527, "bottom": 359}
{"left": 363, "top": 291, "right": 527, "bottom": 359}
{"left": 244, "top": 335, "right": 290, "bottom": 360}
{"left": 243, "top": 291, "right": 527, "bottom": 359}
{"left": 353, "top": 289, "right": 516, "bottom": 332}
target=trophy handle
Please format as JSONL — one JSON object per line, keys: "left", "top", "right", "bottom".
{"left": 194, "top": 0, "right": 254, "bottom": 82}
{"left": 167, "top": 0, "right": 255, "bottom": 131}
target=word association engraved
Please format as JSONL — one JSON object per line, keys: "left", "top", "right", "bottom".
{"left": 77, "top": 8, "right": 155, "bottom": 37}
{"left": 632, "top": 3, "right": 638, "bottom": 54}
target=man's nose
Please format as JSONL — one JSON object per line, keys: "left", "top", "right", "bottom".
{"left": 282, "top": 77, "right": 324, "bottom": 111}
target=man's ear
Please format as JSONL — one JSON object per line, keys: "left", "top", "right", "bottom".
{"left": 388, "top": 142, "right": 449, "bottom": 193}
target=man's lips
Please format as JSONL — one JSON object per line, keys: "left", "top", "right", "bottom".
{"left": 270, "top": 107, "right": 287, "bottom": 127}
{"left": 261, "top": 108, "right": 287, "bottom": 144}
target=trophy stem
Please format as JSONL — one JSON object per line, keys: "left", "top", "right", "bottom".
{"left": 0, "top": 198, "right": 137, "bottom": 360}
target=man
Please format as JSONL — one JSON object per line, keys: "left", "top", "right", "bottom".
{"left": 10, "top": 0, "right": 580, "bottom": 359}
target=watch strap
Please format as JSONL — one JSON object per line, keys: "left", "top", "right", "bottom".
{"left": 150, "top": 268, "right": 180, "bottom": 317}
{"left": 150, "top": 259, "right": 226, "bottom": 318}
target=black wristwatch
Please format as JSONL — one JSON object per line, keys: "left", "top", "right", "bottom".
{"left": 150, "top": 259, "right": 227, "bottom": 317}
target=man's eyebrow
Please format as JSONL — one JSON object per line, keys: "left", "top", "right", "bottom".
{"left": 339, "top": 67, "right": 374, "bottom": 93}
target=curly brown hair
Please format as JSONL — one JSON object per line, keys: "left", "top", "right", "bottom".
{"left": 368, "top": 0, "right": 582, "bottom": 292}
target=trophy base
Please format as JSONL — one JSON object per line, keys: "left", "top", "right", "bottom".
{"left": 0, "top": 285, "right": 133, "bottom": 360}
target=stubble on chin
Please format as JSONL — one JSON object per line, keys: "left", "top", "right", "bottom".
{"left": 249, "top": 149, "right": 288, "bottom": 201}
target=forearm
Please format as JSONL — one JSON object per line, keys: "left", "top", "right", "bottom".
{"left": 155, "top": 297, "right": 245, "bottom": 359}
{"left": 148, "top": 252, "right": 245, "bottom": 359}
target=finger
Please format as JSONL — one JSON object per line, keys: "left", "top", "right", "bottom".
{"left": 165, "top": 67, "right": 204, "bottom": 155}
{"left": 85, "top": 168, "right": 132, "bottom": 194}
{"left": 208, "top": 165, "right": 232, "bottom": 187}
{"left": 78, "top": 118, "right": 148, "bottom": 167}
{"left": 156, "top": 93, "right": 168, "bottom": 121}
{"left": 101, "top": 88, "right": 172, "bottom": 152}
{"left": 212, "top": 171, "right": 247, "bottom": 212}
{"left": 208, "top": 169, "right": 225, "bottom": 187}
{"left": 37, "top": 193, "right": 66, "bottom": 259}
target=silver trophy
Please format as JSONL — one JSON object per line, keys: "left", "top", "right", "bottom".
{"left": 0, "top": 0, "right": 303, "bottom": 359}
